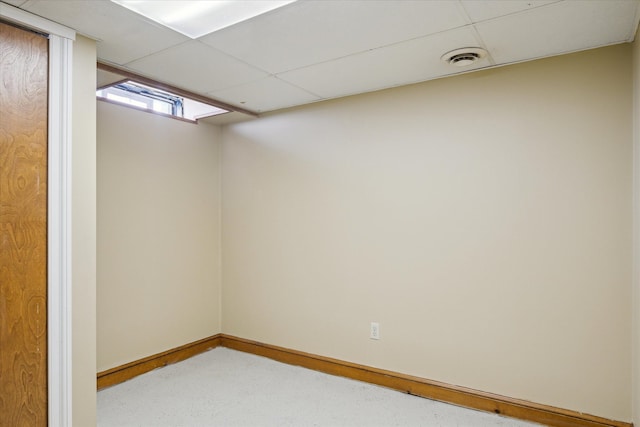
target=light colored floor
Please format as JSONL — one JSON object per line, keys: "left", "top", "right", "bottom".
{"left": 98, "top": 348, "right": 541, "bottom": 427}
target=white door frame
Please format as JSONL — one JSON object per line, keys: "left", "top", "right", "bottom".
{"left": 0, "top": 4, "right": 75, "bottom": 426}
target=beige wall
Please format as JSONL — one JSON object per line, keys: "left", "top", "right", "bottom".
{"left": 632, "top": 31, "right": 640, "bottom": 427}
{"left": 72, "top": 35, "right": 97, "bottom": 426}
{"left": 221, "top": 45, "right": 632, "bottom": 421}
{"left": 97, "top": 102, "right": 223, "bottom": 371}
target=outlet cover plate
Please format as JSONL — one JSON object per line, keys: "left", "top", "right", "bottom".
{"left": 370, "top": 322, "right": 380, "bottom": 340}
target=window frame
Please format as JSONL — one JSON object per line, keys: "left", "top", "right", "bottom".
{"left": 96, "top": 62, "right": 258, "bottom": 122}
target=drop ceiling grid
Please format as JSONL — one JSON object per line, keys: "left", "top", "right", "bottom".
{"left": 198, "top": 0, "right": 471, "bottom": 75}
{"left": 275, "top": 26, "right": 487, "bottom": 101}
{"left": 124, "top": 40, "right": 270, "bottom": 94}
{"left": 207, "top": 76, "right": 322, "bottom": 113}
{"left": 19, "top": 0, "right": 190, "bottom": 64}
{"left": 474, "top": 0, "right": 640, "bottom": 65}
{"left": 8, "top": 0, "right": 640, "bottom": 115}
{"left": 459, "top": 0, "right": 562, "bottom": 23}
{"left": 1, "top": 0, "right": 27, "bottom": 7}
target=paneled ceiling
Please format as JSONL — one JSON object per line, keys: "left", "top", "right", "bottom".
{"left": 4, "top": 0, "right": 640, "bottom": 116}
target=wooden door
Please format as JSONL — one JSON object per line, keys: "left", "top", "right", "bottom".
{"left": 0, "top": 20, "right": 49, "bottom": 427}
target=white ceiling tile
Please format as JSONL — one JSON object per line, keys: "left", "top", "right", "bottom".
{"left": 208, "top": 77, "right": 321, "bottom": 113}
{"left": 461, "top": 0, "right": 560, "bottom": 23}
{"left": 199, "top": 0, "right": 469, "bottom": 74}
{"left": 476, "top": 0, "right": 640, "bottom": 64}
{"left": 21, "top": 0, "right": 189, "bottom": 64}
{"left": 126, "top": 41, "right": 268, "bottom": 93}
{"left": 10, "top": 0, "right": 640, "bottom": 113}
{"left": 278, "top": 27, "right": 486, "bottom": 100}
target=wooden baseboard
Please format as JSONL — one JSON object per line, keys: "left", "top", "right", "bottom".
{"left": 96, "top": 333, "right": 632, "bottom": 427}
{"left": 97, "top": 334, "right": 221, "bottom": 390}
{"left": 220, "top": 335, "right": 632, "bottom": 427}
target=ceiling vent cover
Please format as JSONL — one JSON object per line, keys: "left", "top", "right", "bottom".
{"left": 441, "top": 48, "right": 488, "bottom": 67}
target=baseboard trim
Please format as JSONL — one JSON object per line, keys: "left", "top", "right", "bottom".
{"left": 97, "top": 334, "right": 222, "bottom": 390}
{"left": 96, "top": 333, "right": 632, "bottom": 427}
{"left": 220, "top": 335, "right": 632, "bottom": 427}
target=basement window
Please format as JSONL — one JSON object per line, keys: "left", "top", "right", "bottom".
{"left": 96, "top": 80, "right": 228, "bottom": 121}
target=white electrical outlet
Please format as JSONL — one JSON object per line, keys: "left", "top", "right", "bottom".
{"left": 370, "top": 322, "right": 380, "bottom": 340}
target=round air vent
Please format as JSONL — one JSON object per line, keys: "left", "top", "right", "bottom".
{"left": 441, "top": 47, "right": 488, "bottom": 67}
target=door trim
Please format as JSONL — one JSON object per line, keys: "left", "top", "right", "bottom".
{"left": 0, "top": 4, "right": 75, "bottom": 427}
{"left": 47, "top": 34, "right": 74, "bottom": 427}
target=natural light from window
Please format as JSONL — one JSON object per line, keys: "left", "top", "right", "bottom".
{"left": 97, "top": 81, "right": 229, "bottom": 121}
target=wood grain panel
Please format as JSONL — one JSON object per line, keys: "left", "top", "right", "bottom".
{"left": 0, "top": 20, "right": 49, "bottom": 427}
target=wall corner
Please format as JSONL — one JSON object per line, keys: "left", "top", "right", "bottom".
{"left": 631, "top": 27, "right": 640, "bottom": 427}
